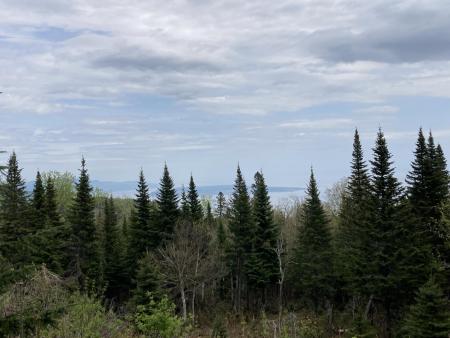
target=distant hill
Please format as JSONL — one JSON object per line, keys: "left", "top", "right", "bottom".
{"left": 26, "top": 180, "right": 304, "bottom": 203}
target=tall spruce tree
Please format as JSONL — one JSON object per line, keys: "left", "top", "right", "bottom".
{"left": 227, "top": 166, "right": 254, "bottom": 312}
{"left": 402, "top": 277, "right": 450, "bottom": 338}
{"left": 367, "top": 129, "right": 425, "bottom": 334}
{"left": 156, "top": 164, "right": 179, "bottom": 243}
{"left": 103, "top": 196, "right": 127, "bottom": 298}
{"left": 128, "top": 170, "right": 154, "bottom": 277}
{"left": 43, "top": 176, "right": 67, "bottom": 274}
{"left": 247, "top": 171, "right": 279, "bottom": 292}
{"left": 30, "top": 171, "right": 46, "bottom": 231}
{"left": 69, "top": 157, "right": 102, "bottom": 290}
{"left": 180, "top": 186, "right": 190, "bottom": 220}
{"left": 188, "top": 175, "right": 203, "bottom": 223}
{"left": 336, "top": 130, "right": 372, "bottom": 299}
{"left": 0, "top": 152, "right": 29, "bottom": 265}
{"left": 215, "top": 192, "right": 227, "bottom": 218}
{"left": 292, "top": 169, "right": 333, "bottom": 310}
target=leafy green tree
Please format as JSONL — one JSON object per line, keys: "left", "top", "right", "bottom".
{"left": 0, "top": 152, "right": 30, "bottom": 265}
{"left": 128, "top": 170, "right": 154, "bottom": 277}
{"left": 227, "top": 166, "right": 254, "bottom": 312}
{"left": 156, "top": 164, "right": 179, "bottom": 243}
{"left": 402, "top": 277, "right": 450, "bottom": 338}
{"left": 247, "top": 171, "right": 279, "bottom": 292}
{"left": 68, "top": 158, "right": 102, "bottom": 290}
{"left": 187, "top": 175, "right": 203, "bottom": 223}
{"left": 292, "top": 169, "right": 333, "bottom": 310}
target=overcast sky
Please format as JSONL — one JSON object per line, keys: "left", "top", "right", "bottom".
{"left": 1, "top": 0, "right": 450, "bottom": 189}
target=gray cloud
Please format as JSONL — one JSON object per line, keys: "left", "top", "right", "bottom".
{"left": 93, "top": 50, "right": 221, "bottom": 72}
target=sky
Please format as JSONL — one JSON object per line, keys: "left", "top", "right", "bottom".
{"left": 1, "top": 0, "right": 450, "bottom": 190}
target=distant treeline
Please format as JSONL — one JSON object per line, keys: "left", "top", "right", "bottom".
{"left": 0, "top": 128, "right": 449, "bottom": 337}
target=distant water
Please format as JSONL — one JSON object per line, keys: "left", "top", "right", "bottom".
{"left": 26, "top": 180, "right": 304, "bottom": 205}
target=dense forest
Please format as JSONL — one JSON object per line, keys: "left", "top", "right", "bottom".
{"left": 0, "top": 128, "right": 449, "bottom": 337}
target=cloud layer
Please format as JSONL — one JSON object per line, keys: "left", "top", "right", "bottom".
{"left": 0, "top": 0, "right": 450, "bottom": 186}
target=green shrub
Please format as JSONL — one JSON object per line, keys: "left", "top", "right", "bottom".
{"left": 41, "top": 293, "right": 132, "bottom": 338}
{"left": 134, "top": 293, "right": 183, "bottom": 338}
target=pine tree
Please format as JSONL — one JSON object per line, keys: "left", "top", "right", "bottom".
{"left": 402, "top": 277, "right": 450, "bottom": 338}
{"left": 132, "top": 252, "right": 161, "bottom": 306}
{"left": 336, "top": 130, "right": 372, "bottom": 298}
{"left": 0, "top": 152, "right": 29, "bottom": 265}
{"left": 367, "top": 130, "right": 424, "bottom": 333}
{"left": 248, "top": 171, "right": 279, "bottom": 291}
{"left": 227, "top": 166, "right": 254, "bottom": 312}
{"left": 69, "top": 157, "right": 102, "bottom": 290}
{"left": 42, "top": 176, "right": 67, "bottom": 274}
{"left": 188, "top": 175, "right": 203, "bottom": 223}
{"left": 292, "top": 169, "right": 333, "bottom": 310}
{"left": 30, "top": 171, "right": 46, "bottom": 231}
{"left": 215, "top": 192, "right": 227, "bottom": 218}
{"left": 180, "top": 186, "right": 190, "bottom": 220}
{"left": 103, "top": 196, "right": 127, "bottom": 298}
{"left": 156, "top": 164, "right": 179, "bottom": 243}
{"left": 205, "top": 201, "right": 214, "bottom": 226}
{"left": 128, "top": 170, "right": 154, "bottom": 277}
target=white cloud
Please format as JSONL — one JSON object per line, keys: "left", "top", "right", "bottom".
{"left": 279, "top": 118, "right": 354, "bottom": 130}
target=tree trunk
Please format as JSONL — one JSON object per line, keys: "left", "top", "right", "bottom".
{"left": 180, "top": 284, "right": 187, "bottom": 321}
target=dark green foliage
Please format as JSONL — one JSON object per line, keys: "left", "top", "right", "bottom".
{"left": 68, "top": 158, "right": 102, "bottom": 290}
{"left": 103, "top": 196, "right": 127, "bottom": 298}
{"left": 227, "top": 166, "right": 254, "bottom": 312}
{"left": 156, "top": 164, "right": 179, "bottom": 243}
{"left": 292, "top": 169, "right": 333, "bottom": 310}
{"left": 336, "top": 129, "right": 372, "bottom": 296}
{"left": 402, "top": 277, "right": 450, "bottom": 338}
{"left": 0, "top": 152, "right": 29, "bottom": 265}
{"left": 180, "top": 186, "right": 190, "bottom": 220}
{"left": 30, "top": 171, "right": 46, "bottom": 231}
{"left": 42, "top": 176, "right": 68, "bottom": 274}
{"left": 247, "top": 171, "right": 279, "bottom": 289}
{"left": 127, "top": 170, "right": 155, "bottom": 276}
{"left": 215, "top": 192, "right": 227, "bottom": 218}
{"left": 132, "top": 252, "right": 160, "bottom": 307}
{"left": 188, "top": 175, "right": 203, "bottom": 223}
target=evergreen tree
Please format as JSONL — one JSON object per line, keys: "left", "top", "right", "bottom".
{"left": 367, "top": 130, "right": 425, "bottom": 333}
{"left": 103, "top": 196, "right": 127, "bottom": 298}
{"left": 227, "top": 166, "right": 254, "bottom": 312}
{"left": 205, "top": 200, "right": 214, "bottom": 226}
{"left": 402, "top": 277, "right": 450, "bottom": 338}
{"left": 187, "top": 175, "right": 203, "bottom": 223}
{"left": 247, "top": 171, "right": 279, "bottom": 291}
{"left": 30, "top": 171, "right": 46, "bottom": 231}
{"left": 128, "top": 170, "right": 154, "bottom": 277}
{"left": 69, "top": 157, "right": 102, "bottom": 290}
{"left": 292, "top": 169, "right": 333, "bottom": 310}
{"left": 0, "top": 152, "right": 29, "bottom": 265}
{"left": 43, "top": 176, "right": 67, "bottom": 274}
{"left": 336, "top": 130, "right": 372, "bottom": 298}
{"left": 156, "top": 164, "right": 179, "bottom": 243}
{"left": 180, "top": 186, "right": 190, "bottom": 220}
{"left": 215, "top": 192, "right": 227, "bottom": 218}
{"left": 132, "top": 252, "right": 160, "bottom": 306}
